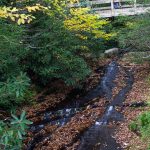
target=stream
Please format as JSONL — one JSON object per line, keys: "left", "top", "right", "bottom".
{"left": 27, "top": 60, "right": 134, "bottom": 150}
{"left": 78, "top": 67, "right": 133, "bottom": 150}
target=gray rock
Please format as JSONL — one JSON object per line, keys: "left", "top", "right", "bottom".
{"left": 104, "top": 48, "right": 119, "bottom": 57}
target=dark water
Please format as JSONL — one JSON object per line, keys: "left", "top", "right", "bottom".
{"left": 27, "top": 61, "right": 134, "bottom": 150}
{"left": 78, "top": 126, "right": 122, "bottom": 150}
{"left": 78, "top": 66, "right": 133, "bottom": 150}
{"left": 29, "top": 61, "right": 119, "bottom": 131}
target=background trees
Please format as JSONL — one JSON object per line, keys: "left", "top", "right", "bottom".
{"left": 118, "top": 13, "right": 150, "bottom": 52}
{"left": 0, "top": 0, "right": 113, "bottom": 108}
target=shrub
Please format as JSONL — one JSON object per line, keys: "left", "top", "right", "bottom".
{"left": 0, "top": 111, "right": 32, "bottom": 150}
{"left": 118, "top": 13, "right": 150, "bottom": 52}
{"left": 129, "top": 121, "right": 138, "bottom": 132}
{"left": 0, "top": 19, "right": 26, "bottom": 81}
{"left": 129, "top": 111, "right": 150, "bottom": 149}
{"left": 138, "top": 112, "right": 150, "bottom": 139}
{"left": 25, "top": 12, "right": 91, "bottom": 85}
{"left": 0, "top": 72, "right": 30, "bottom": 108}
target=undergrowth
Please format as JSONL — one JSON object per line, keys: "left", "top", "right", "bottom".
{"left": 0, "top": 111, "right": 32, "bottom": 150}
{"left": 129, "top": 111, "right": 150, "bottom": 149}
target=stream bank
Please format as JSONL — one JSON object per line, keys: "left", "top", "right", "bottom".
{"left": 24, "top": 58, "right": 137, "bottom": 150}
{"left": 114, "top": 60, "right": 150, "bottom": 150}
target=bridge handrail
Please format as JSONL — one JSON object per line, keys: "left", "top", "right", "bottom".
{"left": 69, "top": 0, "right": 150, "bottom": 17}
{"left": 69, "top": 0, "right": 137, "bottom": 7}
{"left": 90, "top": 0, "right": 135, "bottom": 5}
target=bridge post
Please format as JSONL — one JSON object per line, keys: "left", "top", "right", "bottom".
{"left": 86, "top": 0, "right": 91, "bottom": 8}
{"left": 111, "top": 0, "right": 115, "bottom": 17}
{"left": 134, "top": 0, "right": 137, "bottom": 14}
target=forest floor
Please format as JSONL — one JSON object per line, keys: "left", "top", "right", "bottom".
{"left": 23, "top": 58, "right": 111, "bottom": 149}
{"left": 114, "top": 56, "right": 150, "bottom": 150}
{"left": 23, "top": 54, "right": 150, "bottom": 150}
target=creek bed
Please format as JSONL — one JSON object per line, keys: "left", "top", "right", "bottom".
{"left": 26, "top": 60, "right": 134, "bottom": 150}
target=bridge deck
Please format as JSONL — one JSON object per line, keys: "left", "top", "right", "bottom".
{"left": 96, "top": 6, "right": 150, "bottom": 18}
{"left": 70, "top": 0, "right": 150, "bottom": 18}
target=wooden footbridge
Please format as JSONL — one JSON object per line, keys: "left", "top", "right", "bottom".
{"left": 70, "top": 0, "right": 150, "bottom": 18}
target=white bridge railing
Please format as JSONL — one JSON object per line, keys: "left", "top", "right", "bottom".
{"left": 70, "top": 0, "right": 150, "bottom": 17}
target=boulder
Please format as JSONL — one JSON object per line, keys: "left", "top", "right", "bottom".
{"left": 104, "top": 48, "right": 119, "bottom": 57}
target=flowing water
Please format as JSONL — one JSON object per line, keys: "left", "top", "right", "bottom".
{"left": 78, "top": 67, "right": 133, "bottom": 150}
{"left": 27, "top": 60, "right": 134, "bottom": 150}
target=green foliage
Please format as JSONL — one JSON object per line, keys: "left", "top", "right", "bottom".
{"left": 0, "top": 72, "right": 30, "bottom": 98}
{"left": 26, "top": 10, "right": 91, "bottom": 85}
{"left": 0, "top": 0, "right": 112, "bottom": 108}
{"left": 129, "top": 121, "right": 138, "bottom": 132}
{"left": 122, "top": 52, "right": 150, "bottom": 64}
{"left": 0, "top": 111, "right": 32, "bottom": 150}
{"left": 0, "top": 18, "right": 31, "bottom": 108}
{"left": 137, "top": 0, "right": 150, "bottom": 4}
{"left": 0, "top": 19, "right": 26, "bottom": 80}
{"left": 138, "top": 112, "right": 150, "bottom": 138}
{"left": 129, "top": 111, "right": 150, "bottom": 149}
{"left": 0, "top": 0, "right": 10, "bottom": 5}
{"left": 117, "top": 13, "right": 150, "bottom": 52}
{"left": 0, "top": 72, "right": 30, "bottom": 108}
{"left": 24, "top": 0, "right": 113, "bottom": 85}
{"left": 111, "top": 14, "right": 150, "bottom": 64}
{"left": 107, "top": 15, "right": 134, "bottom": 49}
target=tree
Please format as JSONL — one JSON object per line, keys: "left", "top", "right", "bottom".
{"left": 118, "top": 13, "right": 150, "bottom": 51}
{"left": 0, "top": 0, "right": 113, "bottom": 108}
{"left": 24, "top": 0, "right": 113, "bottom": 85}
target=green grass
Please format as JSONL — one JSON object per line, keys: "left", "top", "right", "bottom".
{"left": 122, "top": 52, "right": 150, "bottom": 64}
{"left": 129, "top": 111, "right": 150, "bottom": 149}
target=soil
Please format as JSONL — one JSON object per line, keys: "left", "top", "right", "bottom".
{"left": 114, "top": 60, "right": 150, "bottom": 150}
